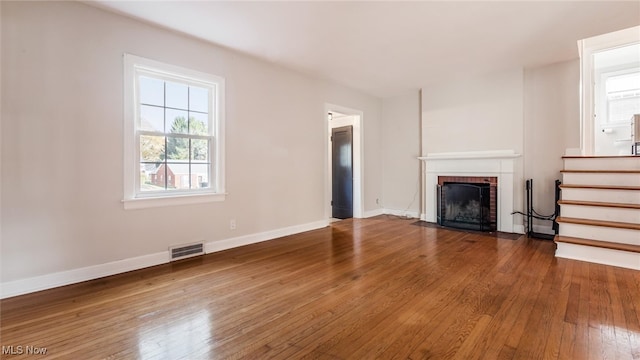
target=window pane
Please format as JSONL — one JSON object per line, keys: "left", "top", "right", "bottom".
{"left": 191, "top": 139, "right": 209, "bottom": 161}
{"left": 189, "top": 86, "right": 209, "bottom": 113}
{"left": 140, "top": 163, "right": 166, "bottom": 191}
{"left": 140, "top": 135, "right": 165, "bottom": 162}
{"left": 139, "top": 76, "right": 164, "bottom": 106}
{"left": 139, "top": 105, "right": 164, "bottom": 132}
{"left": 191, "top": 164, "right": 210, "bottom": 189}
{"left": 606, "top": 72, "right": 640, "bottom": 123}
{"left": 167, "top": 164, "right": 186, "bottom": 189}
{"left": 189, "top": 112, "right": 209, "bottom": 135}
{"left": 166, "top": 163, "right": 191, "bottom": 189}
{"left": 606, "top": 72, "right": 640, "bottom": 94}
{"left": 166, "top": 81, "right": 188, "bottom": 110}
{"left": 609, "top": 96, "right": 640, "bottom": 122}
{"left": 166, "top": 136, "right": 189, "bottom": 161}
{"left": 166, "top": 109, "right": 189, "bottom": 134}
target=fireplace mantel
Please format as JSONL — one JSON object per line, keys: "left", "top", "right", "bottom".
{"left": 418, "top": 150, "right": 521, "bottom": 161}
{"left": 419, "top": 150, "right": 522, "bottom": 233}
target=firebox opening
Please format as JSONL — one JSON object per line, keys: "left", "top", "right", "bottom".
{"left": 437, "top": 181, "right": 497, "bottom": 232}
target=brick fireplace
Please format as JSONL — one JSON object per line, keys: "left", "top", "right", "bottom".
{"left": 419, "top": 150, "right": 521, "bottom": 233}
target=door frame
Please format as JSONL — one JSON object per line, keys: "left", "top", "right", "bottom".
{"left": 324, "top": 103, "right": 363, "bottom": 220}
{"left": 578, "top": 25, "right": 640, "bottom": 155}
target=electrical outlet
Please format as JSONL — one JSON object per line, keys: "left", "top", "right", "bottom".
{"left": 230, "top": 219, "right": 236, "bottom": 230}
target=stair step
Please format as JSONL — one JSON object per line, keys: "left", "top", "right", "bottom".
{"left": 555, "top": 237, "right": 640, "bottom": 270}
{"left": 562, "top": 155, "right": 640, "bottom": 171}
{"left": 558, "top": 200, "right": 640, "bottom": 209}
{"left": 561, "top": 171, "right": 640, "bottom": 187}
{"left": 560, "top": 184, "right": 640, "bottom": 191}
{"left": 559, "top": 202, "right": 640, "bottom": 223}
{"left": 555, "top": 235, "right": 640, "bottom": 253}
{"left": 560, "top": 187, "right": 640, "bottom": 205}
{"left": 556, "top": 216, "right": 640, "bottom": 230}
{"left": 558, "top": 221, "right": 639, "bottom": 245}
{"left": 562, "top": 156, "right": 640, "bottom": 158}
{"left": 561, "top": 170, "right": 640, "bottom": 173}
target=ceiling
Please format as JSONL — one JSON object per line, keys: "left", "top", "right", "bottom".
{"left": 89, "top": 1, "right": 640, "bottom": 98}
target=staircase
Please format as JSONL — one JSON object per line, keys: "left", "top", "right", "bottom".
{"left": 555, "top": 156, "right": 640, "bottom": 270}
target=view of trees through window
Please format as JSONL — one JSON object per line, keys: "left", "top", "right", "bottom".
{"left": 137, "top": 75, "right": 212, "bottom": 192}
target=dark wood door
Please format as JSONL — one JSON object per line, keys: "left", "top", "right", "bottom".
{"left": 332, "top": 126, "right": 353, "bottom": 219}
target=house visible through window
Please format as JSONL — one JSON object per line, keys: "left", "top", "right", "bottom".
{"left": 124, "top": 54, "right": 225, "bottom": 209}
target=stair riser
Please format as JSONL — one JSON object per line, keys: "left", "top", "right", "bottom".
{"left": 556, "top": 243, "right": 640, "bottom": 270}
{"left": 561, "top": 188, "right": 640, "bottom": 205}
{"left": 558, "top": 223, "right": 640, "bottom": 246}
{"left": 562, "top": 172, "right": 640, "bottom": 187}
{"left": 563, "top": 157, "right": 640, "bottom": 171}
{"left": 560, "top": 204, "right": 640, "bottom": 224}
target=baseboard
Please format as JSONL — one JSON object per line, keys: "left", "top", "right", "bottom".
{"left": 533, "top": 224, "right": 554, "bottom": 235}
{"left": 363, "top": 208, "right": 385, "bottom": 218}
{"left": 205, "top": 220, "right": 328, "bottom": 253}
{"left": 513, "top": 225, "right": 526, "bottom": 234}
{"left": 1, "top": 220, "right": 329, "bottom": 300}
{"left": 382, "top": 208, "right": 420, "bottom": 219}
{"left": 1, "top": 251, "right": 169, "bottom": 299}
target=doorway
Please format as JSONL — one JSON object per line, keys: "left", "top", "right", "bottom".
{"left": 593, "top": 43, "right": 640, "bottom": 155}
{"left": 325, "top": 104, "right": 363, "bottom": 221}
{"left": 332, "top": 125, "right": 353, "bottom": 219}
{"left": 578, "top": 26, "right": 640, "bottom": 155}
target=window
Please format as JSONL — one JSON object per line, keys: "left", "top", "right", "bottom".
{"left": 605, "top": 71, "right": 640, "bottom": 123}
{"left": 123, "top": 54, "right": 225, "bottom": 209}
{"left": 596, "top": 65, "right": 640, "bottom": 127}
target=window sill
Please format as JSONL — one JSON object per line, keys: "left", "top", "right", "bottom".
{"left": 122, "top": 192, "right": 226, "bottom": 210}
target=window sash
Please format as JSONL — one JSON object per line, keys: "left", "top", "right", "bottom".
{"left": 136, "top": 131, "right": 216, "bottom": 192}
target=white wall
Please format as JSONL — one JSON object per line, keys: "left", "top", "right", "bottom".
{"left": 381, "top": 92, "right": 421, "bottom": 217}
{"left": 0, "top": 1, "right": 383, "bottom": 291}
{"left": 421, "top": 69, "right": 525, "bottom": 155}
{"left": 524, "top": 59, "right": 580, "bottom": 232}
{"left": 0, "top": 1, "right": 3, "bottom": 286}
{"left": 420, "top": 69, "right": 525, "bottom": 228}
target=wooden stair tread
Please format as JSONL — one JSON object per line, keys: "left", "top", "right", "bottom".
{"left": 560, "top": 169, "right": 640, "bottom": 173}
{"left": 556, "top": 217, "right": 640, "bottom": 230}
{"left": 559, "top": 184, "right": 640, "bottom": 191}
{"left": 558, "top": 200, "right": 640, "bottom": 210}
{"left": 554, "top": 235, "right": 640, "bottom": 253}
{"left": 562, "top": 155, "right": 639, "bottom": 159}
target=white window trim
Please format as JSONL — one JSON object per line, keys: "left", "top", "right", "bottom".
{"left": 123, "top": 54, "right": 226, "bottom": 209}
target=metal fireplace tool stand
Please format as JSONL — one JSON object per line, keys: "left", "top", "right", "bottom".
{"left": 518, "top": 179, "right": 561, "bottom": 240}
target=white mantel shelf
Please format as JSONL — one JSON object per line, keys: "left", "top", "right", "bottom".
{"left": 419, "top": 150, "right": 522, "bottom": 234}
{"left": 418, "top": 150, "right": 521, "bottom": 161}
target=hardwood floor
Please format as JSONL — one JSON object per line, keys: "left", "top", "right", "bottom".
{"left": 2, "top": 216, "right": 639, "bottom": 359}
